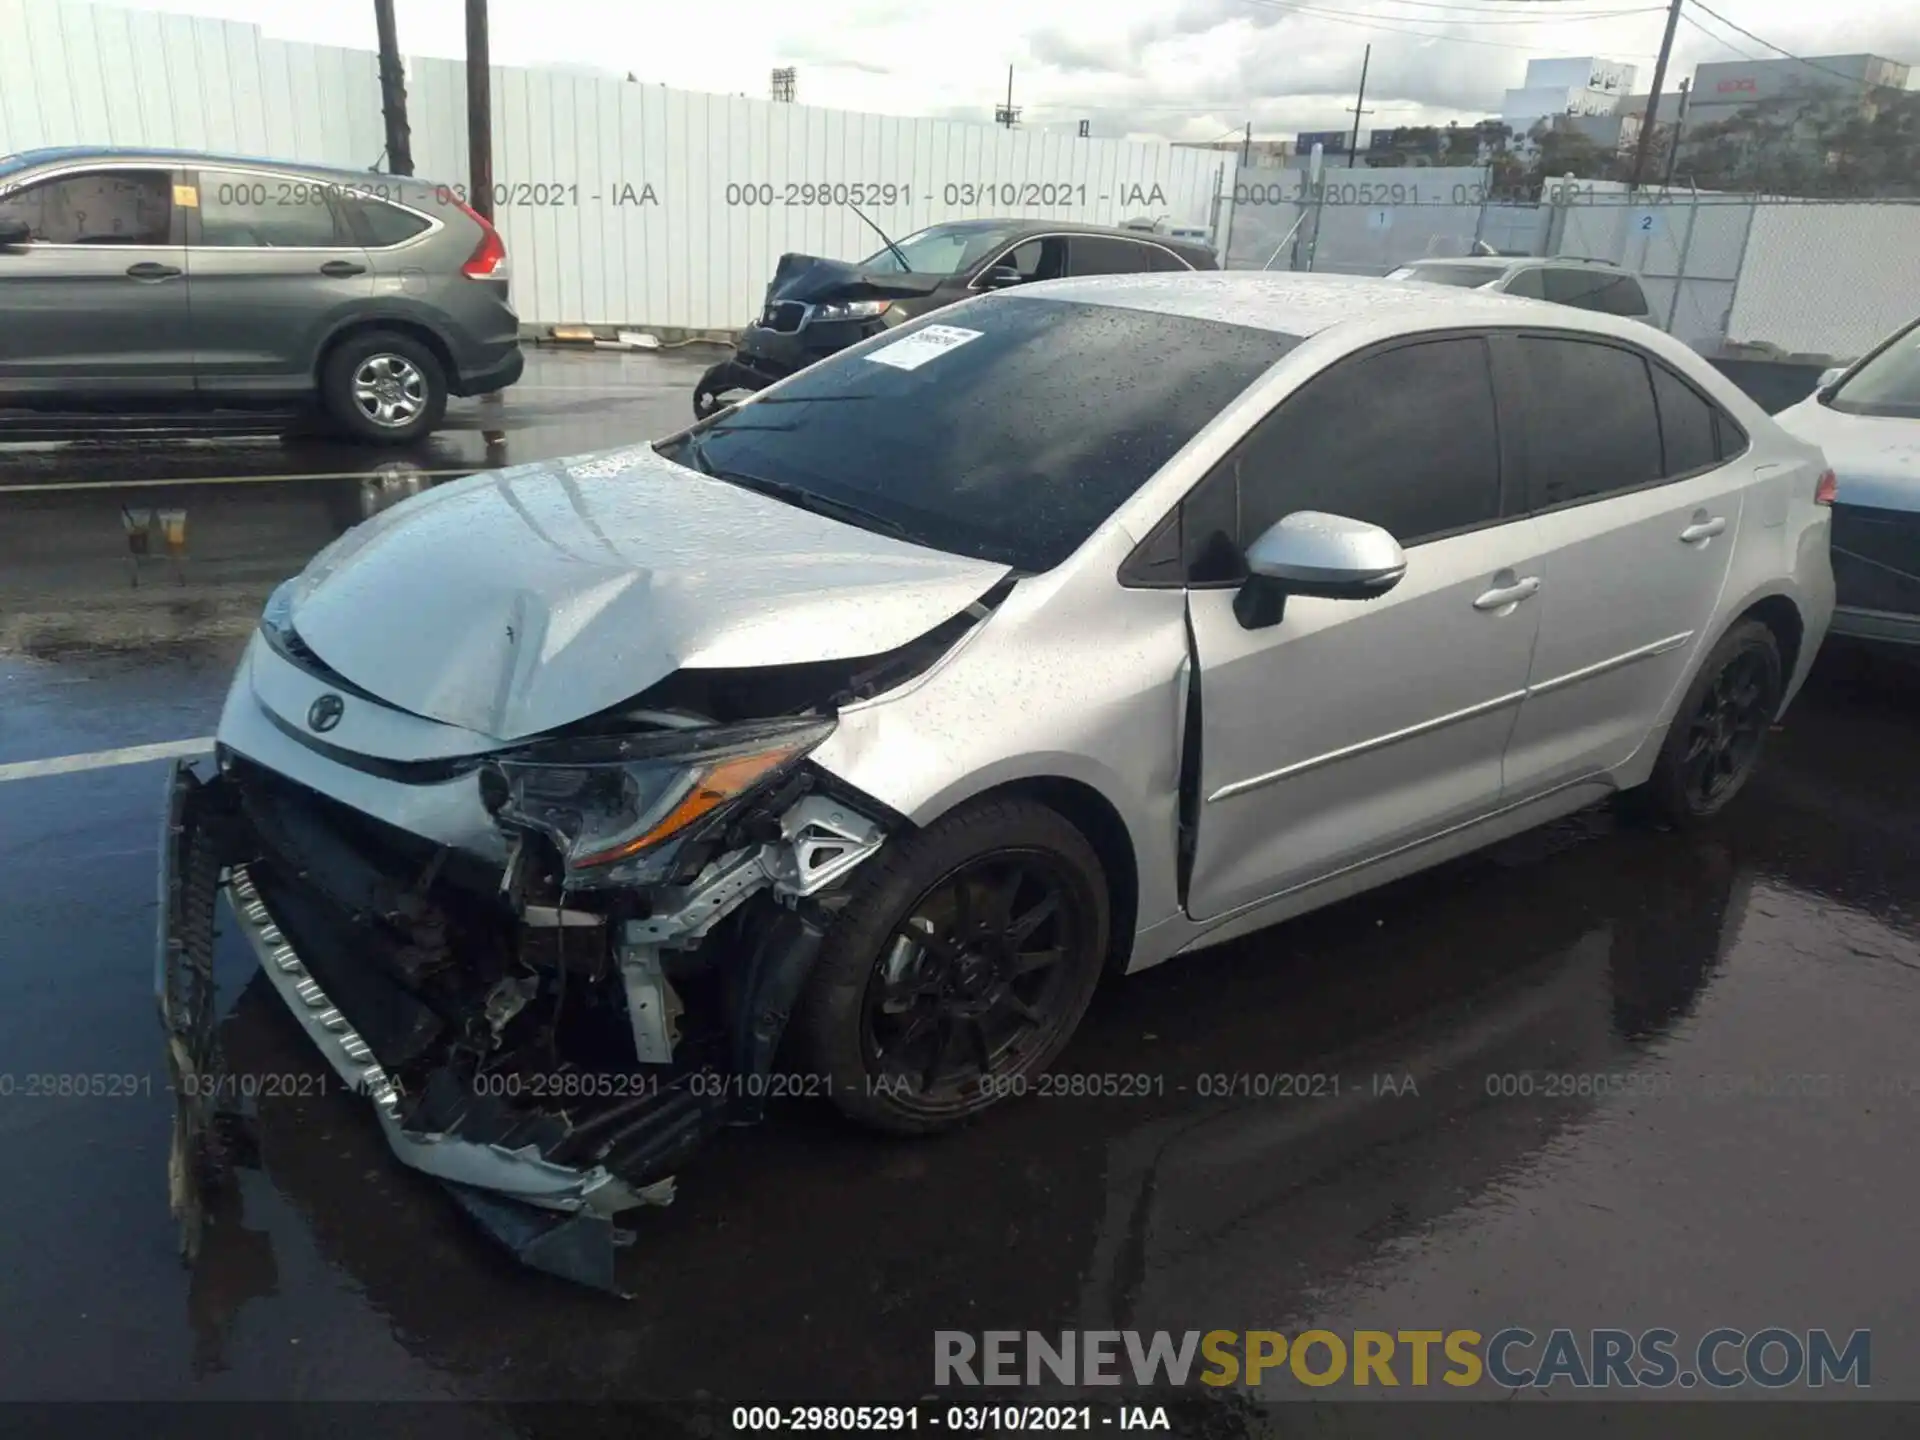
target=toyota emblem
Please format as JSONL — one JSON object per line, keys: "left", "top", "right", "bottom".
{"left": 307, "top": 693, "right": 345, "bottom": 733}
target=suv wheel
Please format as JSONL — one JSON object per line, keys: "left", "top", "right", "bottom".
{"left": 794, "top": 796, "right": 1110, "bottom": 1135}
{"left": 320, "top": 330, "right": 448, "bottom": 444}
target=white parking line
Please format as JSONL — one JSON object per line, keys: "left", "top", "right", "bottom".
{"left": 0, "top": 737, "right": 214, "bottom": 783}
{"left": 0, "top": 468, "right": 486, "bottom": 495}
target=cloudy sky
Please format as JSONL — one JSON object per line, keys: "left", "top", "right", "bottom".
{"left": 110, "top": 0, "right": 1919, "bottom": 141}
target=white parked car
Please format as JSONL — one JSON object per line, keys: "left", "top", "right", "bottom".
{"left": 159, "top": 271, "right": 1835, "bottom": 1288}
{"left": 1775, "top": 315, "right": 1920, "bottom": 649}
{"left": 1390, "top": 255, "right": 1653, "bottom": 323}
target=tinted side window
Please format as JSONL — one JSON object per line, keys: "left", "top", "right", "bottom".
{"left": 1513, "top": 336, "right": 1662, "bottom": 508}
{"left": 1067, "top": 236, "right": 1155, "bottom": 276}
{"left": 197, "top": 171, "right": 344, "bottom": 247}
{"left": 1650, "top": 363, "right": 1719, "bottom": 477}
{"left": 1504, "top": 267, "right": 1547, "bottom": 300}
{"left": 1188, "top": 337, "right": 1501, "bottom": 574}
{"left": 0, "top": 170, "right": 171, "bottom": 244}
{"left": 1148, "top": 244, "right": 1194, "bottom": 272}
{"left": 1714, "top": 410, "right": 1750, "bottom": 462}
{"left": 1543, "top": 267, "right": 1647, "bottom": 316}
{"left": 345, "top": 196, "right": 431, "bottom": 247}
{"left": 995, "top": 237, "right": 1065, "bottom": 282}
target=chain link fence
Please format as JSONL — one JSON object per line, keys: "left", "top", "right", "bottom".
{"left": 1217, "top": 167, "right": 1920, "bottom": 366}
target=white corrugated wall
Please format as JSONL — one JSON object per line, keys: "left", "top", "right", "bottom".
{"left": 2, "top": 0, "right": 1223, "bottom": 329}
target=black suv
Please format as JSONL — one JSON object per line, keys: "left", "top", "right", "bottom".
{"left": 694, "top": 218, "right": 1219, "bottom": 416}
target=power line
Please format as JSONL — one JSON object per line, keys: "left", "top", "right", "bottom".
{"left": 1676, "top": 8, "right": 1756, "bottom": 59}
{"left": 1230, "top": 0, "right": 1662, "bottom": 52}
{"left": 1682, "top": 0, "right": 1875, "bottom": 85}
{"left": 1320, "top": 0, "right": 1660, "bottom": 18}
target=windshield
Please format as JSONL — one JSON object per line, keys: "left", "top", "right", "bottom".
{"left": 655, "top": 296, "right": 1298, "bottom": 572}
{"left": 1830, "top": 319, "right": 1920, "bottom": 419}
{"left": 859, "top": 223, "right": 1025, "bottom": 276}
{"left": 1389, "top": 263, "right": 1501, "bottom": 288}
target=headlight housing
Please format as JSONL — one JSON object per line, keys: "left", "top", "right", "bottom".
{"left": 480, "top": 717, "right": 834, "bottom": 887}
{"left": 811, "top": 298, "right": 891, "bottom": 322}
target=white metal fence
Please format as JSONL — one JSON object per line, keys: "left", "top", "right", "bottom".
{"left": 1212, "top": 161, "right": 1920, "bottom": 361}
{"left": 1, "top": 0, "right": 1221, "bottom": 329}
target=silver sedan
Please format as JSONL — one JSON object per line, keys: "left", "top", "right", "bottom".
{"left": 160, "top": 271, "right": 1834, "bottom": 1287}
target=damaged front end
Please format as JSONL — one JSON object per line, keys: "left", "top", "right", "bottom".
{"left": 158, "top": 702, "right": 893, "bottom": 1294}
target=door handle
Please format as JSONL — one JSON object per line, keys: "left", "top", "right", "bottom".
{"left": 1680, "top": 516, "right": 1728, "bottom": 544}
{"left": 320, "top": 259, "right": 368, "bottom": 278}
{"left": 125, "top": 261, "right": 181, "bottom": 280}
{"left": 1473, "top": 576, "right": 1541, "bottom": 611}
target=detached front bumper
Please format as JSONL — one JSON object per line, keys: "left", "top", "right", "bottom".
{"left": 157, "top": 753, "right": 880, "bottom": 1293}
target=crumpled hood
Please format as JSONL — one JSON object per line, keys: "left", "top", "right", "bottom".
{"left": 1775, "top": 398, "right": 1920, "bottom": 512}
{"left": 766, "top": 251, "right": 942, "bottom": 305}
{"left": 286, "top": 444, "right": 1009, "bottom": 741}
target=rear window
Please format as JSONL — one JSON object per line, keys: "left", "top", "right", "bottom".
{"left": 1543, "top": 266, "right": 1649, "bottom": 317}
{"left": 1392, "top": 263, "right": 1501, "bottom": 288}
{"left": 655, "top": 297, "right": 1299, "bottom": 572}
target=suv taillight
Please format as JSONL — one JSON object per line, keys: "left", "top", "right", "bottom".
{"left": 1814, "top": 468, "right": 1838, "bottom": 506}
{"left": 454, "top": 199, "right": 508, "bottom": 279}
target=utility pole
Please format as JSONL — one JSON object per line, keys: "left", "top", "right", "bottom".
{"left": 1241, "top": 121, "right": 1252, "bottom": 166}
{"left": 994, "top": 65, "right": 1020, "bottom": 128}
{"left": 1345, "top": 44, "right": 1372, "bottom": 168}
{"left": 1628, "top": 0, "right": 1683, "bottom": 192}
{"left": 1660, "top": 76, "right": 1691, "bottom": 189}
{"left": 373, "top": 0, "right": 412, "bottom": 174}
{"left": 465, "top": 0, "right": 493, "bottom": 219}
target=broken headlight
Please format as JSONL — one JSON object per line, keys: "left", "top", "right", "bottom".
{"left": 480, "top": 717, "right": 833, "bottom": 886}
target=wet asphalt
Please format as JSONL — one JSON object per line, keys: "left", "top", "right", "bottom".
{"left": 1, "top": 350, "right": 1917, "bottom": 1420}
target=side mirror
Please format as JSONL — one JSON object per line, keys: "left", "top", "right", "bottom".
{"left": 0, "top": 218, "right": 31, "bottom": 248}
{"left": 1234, "top": 511, "right": 1407, "bottom": 630}
{"left": 979, "top": 265, "right": 1025, "bottom": 290}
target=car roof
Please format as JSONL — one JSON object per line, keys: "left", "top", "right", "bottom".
{"left": 921, "top": 215, "right": 1214, "bottom": 257}
{"left": 1007, "top": 269, "right": 1645, "bottom": 342}
{"left": 1404, "top": 254, "right": 1619, "bottom": 270}
{"left": 0, "top": 145, "right": 429, "bottom": 184}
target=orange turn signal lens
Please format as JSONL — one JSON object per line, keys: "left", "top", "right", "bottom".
{"left": 571, "top": 744, "right": 806, "bottom": 868}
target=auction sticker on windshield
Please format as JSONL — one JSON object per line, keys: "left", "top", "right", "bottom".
{"left": 865, "top": 324, "right": 982, "bottom": 371}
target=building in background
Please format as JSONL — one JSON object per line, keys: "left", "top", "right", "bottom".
{"left": 1680, "top": 54, "right": 1909, "bottom": 143}
{"left": 1501, "top": 56, "right": 1639, "bottom": 151}
{"left": 1173, "top": 137, "right": 1296, "bottom": 162}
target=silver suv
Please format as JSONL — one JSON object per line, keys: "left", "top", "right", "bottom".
{"left": 0, "top": 146, "right": 523, "bottom": 441}
{"left": 1389, "top": 254, "right": 1653, "bottom": 321}
{"left": 160, "top": 272, "right": 1833, "bottom": 1287}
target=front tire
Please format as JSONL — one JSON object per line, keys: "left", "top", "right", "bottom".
{"left": 320, "top": 330, "right": 448, "bottom": 444}
{"left": 795, "top": 797, "right": 1110, "bottom": 1135}
{"left": 1636, "top": 618, "right": 1783, "bottom": 827}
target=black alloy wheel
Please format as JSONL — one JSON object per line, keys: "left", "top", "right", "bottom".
{"left": 795, "top": 797, "right": 1110, "bottom": 1134}
{"left": 1639, "top": 618, "right": 1783, "bottom": 826}
{"left": 1680, "top": 647, "right": 1772, "bottom": 810}
{"left": 864, "top": 852, "right": 1084, "bottom": 1107}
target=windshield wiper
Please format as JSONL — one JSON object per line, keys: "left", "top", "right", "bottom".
{"left": 744, "top": 394, "right": 878, "bottom": 407}
{"left": 705, "top": 468, "right": 912, "bottom": 541}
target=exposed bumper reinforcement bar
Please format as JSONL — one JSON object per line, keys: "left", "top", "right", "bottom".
{"left": 158, "top": 759, "right": 675, "bottom": 1294}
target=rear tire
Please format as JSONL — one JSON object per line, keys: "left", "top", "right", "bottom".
{"left": 320, "top": 330, "right": 448, "bottom": 445}
{"left": 795, "top": 797, "right": 1110, "bottom": 1135}
{"left": 1634, "top": 619, "right": 1782, "bottom": 828}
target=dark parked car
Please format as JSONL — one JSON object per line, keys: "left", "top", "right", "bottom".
{"left": 0, "top": 146, "right": 524, "bottom": 442}
{"left": 692, "top": 217, "right": 1219, "bottom": 416}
